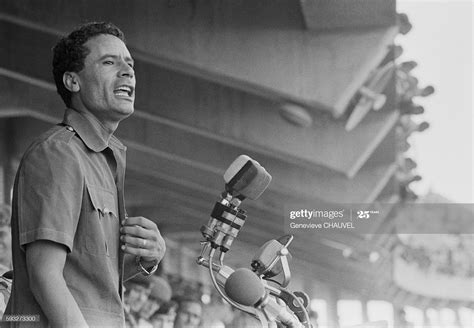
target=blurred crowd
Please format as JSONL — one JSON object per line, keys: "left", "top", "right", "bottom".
{"left": 123, "top": 272, "right": 316, "bottom": 328}
{"left": 0, "top": 204, "right": 12, "bottom": 318}
{"left": 0, "top": 205, "right": 11, "bottom": 276}
{"left": 124, "top": 273, "right": 204, "bottom": 328}
{"left": 400, "top": 235, "right": 474, "bottom": 278}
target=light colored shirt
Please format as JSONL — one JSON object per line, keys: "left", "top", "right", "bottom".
{"left": 4, "top": 108, "right": 128, "bottom": 327}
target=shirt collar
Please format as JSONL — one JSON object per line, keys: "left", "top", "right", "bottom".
{"left": 62, "top": 108, "right": 126, "bottom": 152}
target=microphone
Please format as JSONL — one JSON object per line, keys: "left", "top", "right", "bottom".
{"left": 224, "top": 155, "right": 272, "bottom": 200}
{"left": 224, "top": 268, "right": 264, "bottom": 306}
{"left": 224, "top": 268, "right": 302, "bottom": 328}
{"left": 251, "top": 235, "right": 293, "bottom": 283}
{"left": 201, "top": 155, "right": 272, "bottom": 252}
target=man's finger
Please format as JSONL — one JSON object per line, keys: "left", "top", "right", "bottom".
{"left": 121, "top": 241, "right": 166, "bottom": 261}
{"left": 120, "top": 225, "right": 157, "bottom": 240}
{"left": 122, "top": 216, "right": 158, "bottom": 230}
{"left": 121, "top": 235, "right": 149, "bottom": 248}
{"left": 121, "top": 244, "right": 154, "bottom": 257}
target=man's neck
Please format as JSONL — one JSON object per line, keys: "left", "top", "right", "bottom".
{"left": 69, "top": 107, "right": 119, "bottom": 134}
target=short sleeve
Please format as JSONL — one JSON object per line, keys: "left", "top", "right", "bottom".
{"left": 17, "top": 139, "right": 84, "bottom": 252}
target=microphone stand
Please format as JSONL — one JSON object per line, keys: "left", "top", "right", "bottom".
{"left": 252, "top": 237, "right": 312, "bottom": 327}
{"left": 197, "top": 245, "right": 270, "bottom": 328}
{"left": 197, "top": 190, "right": 311, "bottom": 328}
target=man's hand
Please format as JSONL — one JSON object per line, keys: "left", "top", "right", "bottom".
{"left": 120, "top": 216, "right": 166, "bottom": 263}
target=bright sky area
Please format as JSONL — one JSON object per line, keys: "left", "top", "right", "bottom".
{"left": 397, "top": 0, "right": 473, "bottom": 203}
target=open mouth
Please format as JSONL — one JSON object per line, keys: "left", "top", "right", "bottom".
{"left": 113, "top": 85, "right": 134, "bottom": 97}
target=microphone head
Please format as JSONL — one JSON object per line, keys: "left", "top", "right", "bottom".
{"left": 251, "top": 239, "right": 292, "bottom": 278}
{"left": 224, "top": 268, "right": 265, "bottom": 306}
{"left": 223, "top": 155, "right": 272, "bottom": 200}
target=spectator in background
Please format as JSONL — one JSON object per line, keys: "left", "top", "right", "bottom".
{"left": 0, "top": 205, "right": 12, "bottom": 317}
{"left": 125, "top": 274, "right": 153, "bottom": 327}
{"left": 0, "top": 202, "right": 12, "bottom": 322}
{"left": 0, "top": 275, "right": 11, "bottom": 320}
{"left": 228, "top": 310, "right": 260, "bottom": 328}
{"left": 149, "top": 300, "right": 178, "bottom": 328}
{"left": 173, "top": 296, "right": 203, "bottom": 328}
{"left": 0, "top": 205, "right": 11, "bottom": 276}
{"left": 137, "top": 276, "right": 173, "bottom": 327}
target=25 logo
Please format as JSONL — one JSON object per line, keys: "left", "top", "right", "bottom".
{"left": 356, "top": 210, "right": 379, "bottom": 219}
{"left": 357, "top": 211, "right": 370, "bottom": 219}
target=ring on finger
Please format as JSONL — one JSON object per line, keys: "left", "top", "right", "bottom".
{"left": 142, "top": 239, "right": 147, "bottom": 248}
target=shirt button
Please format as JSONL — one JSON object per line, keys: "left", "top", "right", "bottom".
{"left": 103, "top": 207, "right": 110, "bottom": 214}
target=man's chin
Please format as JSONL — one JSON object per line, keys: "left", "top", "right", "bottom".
{"left": 114, "top": 105, "right": 134, "bottom": 119}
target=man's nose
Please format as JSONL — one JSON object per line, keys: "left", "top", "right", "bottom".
{"left": 119, "top": 61, "right": 134, "bottom": 78}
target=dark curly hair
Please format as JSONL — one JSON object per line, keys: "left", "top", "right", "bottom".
{"left": 52, "top": 22, "right": 125, "bottom": 107}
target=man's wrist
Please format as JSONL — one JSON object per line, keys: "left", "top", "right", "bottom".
{"left": 135, "top": 256, "right": 159, "bottom": 276}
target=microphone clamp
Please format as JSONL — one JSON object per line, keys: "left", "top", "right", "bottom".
{"left": 200, "top": 194, "right": 247, "bottom": 252}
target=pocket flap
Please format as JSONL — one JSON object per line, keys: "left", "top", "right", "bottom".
{"left": 86, "top": 185, "right": 118, "bottom": 217}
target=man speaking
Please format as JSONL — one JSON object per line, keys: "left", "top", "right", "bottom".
{"left": 3, "top": 22, "right": 166, "bottom": 327}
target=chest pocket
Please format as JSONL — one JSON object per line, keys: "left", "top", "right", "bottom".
{"left": 85, "top": 184, "right": 120, "bottom": 258}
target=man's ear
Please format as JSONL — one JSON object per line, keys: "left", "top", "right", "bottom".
{"left": 63, "top": 72, "right": 80, "bottom": 93}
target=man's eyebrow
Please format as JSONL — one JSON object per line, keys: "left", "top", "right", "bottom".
{"left": 99, "top": 54, "right": 135, "bottom": 64}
